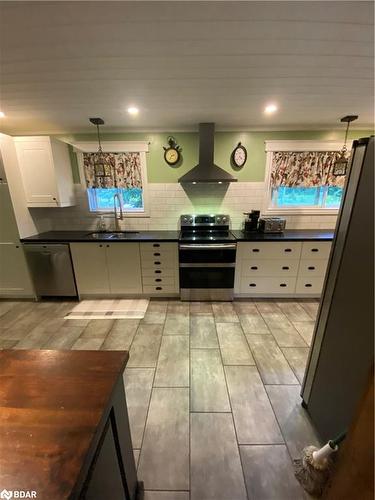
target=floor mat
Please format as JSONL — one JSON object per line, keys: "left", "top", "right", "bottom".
{"left": 64, "top": 299, "right": 149, "bottom": 319}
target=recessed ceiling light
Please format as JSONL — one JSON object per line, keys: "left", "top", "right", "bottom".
{"left": 127, "top": 106, "right": 139, "bottom": 116}
{"left": 264, "top": 104, "right": 278, "bottom": 114}
{"left": 0, "top": 111, "right": 5, "bottom": 118}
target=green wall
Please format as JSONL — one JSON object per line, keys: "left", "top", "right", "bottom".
{"left": 58, "top": 129, "right": 373, "bottom": 184}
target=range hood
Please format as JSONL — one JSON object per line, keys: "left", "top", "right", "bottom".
{"left": 178, "top": 123, "right": 237, "bottom": 183}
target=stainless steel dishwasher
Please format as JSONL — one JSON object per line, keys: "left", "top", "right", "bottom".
{"left": 24, "top": 244, "right": 78, "bottom": 297}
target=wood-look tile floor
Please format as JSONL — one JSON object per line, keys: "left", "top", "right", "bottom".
{"left": 0, "top": 298, "right": 320, "bottom": 500}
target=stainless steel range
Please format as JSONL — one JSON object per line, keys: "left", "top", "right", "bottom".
{"left": 179, "top": 214, "right": 236, "bottom": 301}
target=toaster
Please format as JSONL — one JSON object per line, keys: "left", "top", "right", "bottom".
{"left": 258, "top": 217, "right": 286, "bottom": 233}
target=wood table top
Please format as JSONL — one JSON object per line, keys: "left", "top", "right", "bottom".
{"left": 0, "top": 349, "right": 129, "bottom": 499}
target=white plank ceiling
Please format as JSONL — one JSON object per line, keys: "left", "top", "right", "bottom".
{"left": 0, "top": 1, "right": 373, "bottom": 134}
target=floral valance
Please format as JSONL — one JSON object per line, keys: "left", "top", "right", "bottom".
{"left": 270, "top": 151, "right": 348, "bottom": 188}
{"left": 83, "top": 152, "right": 143, "bottom": 189}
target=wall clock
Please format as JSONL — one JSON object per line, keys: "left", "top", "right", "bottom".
{"left": 163, "top": 136, "right": 182, "bottom": 166}
{"left": 231, "top": 142, "right": 247, "bottom": 168}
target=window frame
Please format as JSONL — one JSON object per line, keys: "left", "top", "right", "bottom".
{"left": 263, "top": 140, "right": 345, "bottom": 215}
{"left": 72, "top": 141, "right": 150, "bottom": 217}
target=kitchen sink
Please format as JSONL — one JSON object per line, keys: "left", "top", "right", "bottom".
{"left": 87, "top": 231, "right": 139, "bottom": 239}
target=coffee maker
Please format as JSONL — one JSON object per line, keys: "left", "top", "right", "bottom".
{"left": 243, "top": 210, "right": 260, "bottom": 232}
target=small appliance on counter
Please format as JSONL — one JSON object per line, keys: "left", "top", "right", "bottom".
{"left": 243, "top": 210, "right": 260, "bottom": 232}
{"left": 258, "top": 217, "right": 286, "bottom": 233}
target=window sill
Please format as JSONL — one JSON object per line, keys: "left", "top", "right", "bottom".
{"left": 263, "top": 207, "right": 339, "bottom": 216}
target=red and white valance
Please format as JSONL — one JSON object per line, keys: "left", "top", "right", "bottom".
{"left": 83, "top": 152, "right": 143, "bottom": 189}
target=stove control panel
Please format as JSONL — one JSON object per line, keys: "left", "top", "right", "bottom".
{"left": 180, "top": 214, "right": 230, "bottom": 227}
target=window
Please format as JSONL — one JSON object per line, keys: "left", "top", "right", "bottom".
{"left": 73, "top": 142, "right": 149, "bottom": 216}
{"left": 264, "top": 141, "right": 349, "bottom": 214}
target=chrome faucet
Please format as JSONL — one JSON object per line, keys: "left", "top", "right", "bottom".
{"left": 113, "top": 193, "right": 123, "bottom": 231}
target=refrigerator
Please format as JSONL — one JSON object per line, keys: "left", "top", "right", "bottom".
{"left": 301, "top": 136, "right": 374, "bottom": 442}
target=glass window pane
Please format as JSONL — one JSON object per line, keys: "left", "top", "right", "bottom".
{"left": 273, "top": 186, "right": 321, "bottom": 207}
{"left": 121, "top": 187, "right": 144, "bottom": 210}
{"left": 324, "top": 186, "right": 343, "bottom": 208}
{"left": 87, "top": 187, "right": 144, "bottom": 212}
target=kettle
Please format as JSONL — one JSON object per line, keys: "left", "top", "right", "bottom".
{"left": 244, "top": 210, "right": 260, "bottom": 232}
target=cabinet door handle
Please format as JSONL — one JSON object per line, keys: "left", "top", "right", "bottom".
{"left": 153, "top": 252, "right": 161, "bottom": 256}
{"left": 308, "top": 266, "right": 315, "bottom": 270}
{"left": 252, "top": 248, "right": 260, "bottom": 253}
{"left": 106, "top": 244, "right": 110, "bottom": 248}
{"left": 156, "top": 286, "right": 162, "bottom": 290}
{"left": 154, "top": 270, "right": 161, "bottom": 274}
{"left": 154, "top": 261, "right": 161, "bottom": 265}
{"left": 311, "top": 248, "right": 319, "bottom": 252}
{"left": 155, "top": 278, "right": 162, "bottom": 282}
{"left": 305, "top": 283, "right": 313, "bottom": 287}
{"left": 280, "top": 283, "right": 287, "bottom": 287}
{"left": 99, "top": 244, "right": 103, "bottom": 248}
{"left": 250, "top": 266, "right": 258, "bottom": 270}
{"left": 15, "top": 245, "right": 19, "bottom": 249}
{"left": 249, "top": 283, "right": 257, "bottom": 287}
{"left": 284, "top": 248, "right": 292, "bottom": 252}
{"left": 282, "top": 266, "right": 289, "bottom": 270}
{"left": 153, "top": 243, "right": 160, "bottom": 248}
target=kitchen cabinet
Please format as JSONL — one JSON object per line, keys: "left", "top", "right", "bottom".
{"left": 140, "top": 242, "right": 179, "bottom": 295}
{"left": 70, "top": 242, "right": 142, "bottom": 296}
{"left": 0, "top": 242, "right": 34, "bottom": 297}
{"left": 235, "top": 241, "right": 331, "bottom": 297}
{"left": 14, "top": 136, "right": 75, "bottom": 207}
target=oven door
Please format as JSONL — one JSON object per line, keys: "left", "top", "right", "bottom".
{"left": 179, "top": 243, "right": 236, "bottom": 264}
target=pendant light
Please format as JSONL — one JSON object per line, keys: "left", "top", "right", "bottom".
{"left": 333, "top": 114, "right": 358, "bottom": 176}
{"left": 89, "top": 117, "right": 107, "bottom": 182}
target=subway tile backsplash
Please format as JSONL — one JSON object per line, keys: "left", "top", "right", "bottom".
{"left": 29, "top": 183, "right": 337, "bottom": 232}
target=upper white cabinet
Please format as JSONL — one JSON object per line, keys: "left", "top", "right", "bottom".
{"left": 14, "top": 136, "right": 75, "bottom": 207}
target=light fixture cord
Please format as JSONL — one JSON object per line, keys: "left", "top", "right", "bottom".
{"left": 96, "top": 123, "right": 102, "bottom": 152}
{"left": 343, "top": 121, "right": 350, "bottom": 151}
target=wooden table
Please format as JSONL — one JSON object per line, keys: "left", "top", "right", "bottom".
{"left": 0, "top": 350, "right": 138, "bottom": 500}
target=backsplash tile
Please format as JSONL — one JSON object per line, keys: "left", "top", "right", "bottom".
{"left": 28, "top": 183, "right": 337, "bottom": 232}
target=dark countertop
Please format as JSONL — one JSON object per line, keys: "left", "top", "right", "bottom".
{"left": 21, "top": 230, "right": 181, "bottom": 243}
{"left": 0, "top": 349, "right": 129, "bottom": 499}
{"left": 21, "top": 229, "right": 334, "bottom": 243}
{"left": 231, "top": 229, "right": 334, "bottom": 241}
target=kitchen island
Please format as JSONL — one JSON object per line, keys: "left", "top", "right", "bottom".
{"left": 0, "top": 350, "right": 138, "bottom": 500}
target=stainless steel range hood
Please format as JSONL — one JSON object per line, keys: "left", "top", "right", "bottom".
{"left": 178, "top": 123, "right": 237, "bottom": 183}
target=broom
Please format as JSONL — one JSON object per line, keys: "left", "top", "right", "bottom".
{"left": 293, "top": 431, "right": 346, "bottom": 497}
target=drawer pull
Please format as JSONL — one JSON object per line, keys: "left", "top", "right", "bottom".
{"left": 153, "top": 243, "right": 160, "bottom": 248}
{"left": 284, "top": 248, "right": 292, "bottom": 253}
{"left": 155, "top": 270, "right": 161, "bottom": 274}
{"left": 249, "top": 283, "right": 257, "bottom": 287}
{"left": 282, "top": 266, "right": 289, "bottom": 270}
{"left": 154, "top": 261, "right": 161, "bottom": 265}
{"left": 252, "top": 248, "right": 260, "bottom": 252}
{"left": 311, "top": 248, "right": 319, "bottom": 252}
{"left": 153, "top": 252, "right": 161, "bottom": 256}
{"left": 305, "top": 283, "right": 313, "bottom": 287}
{"left": 280, "top": 283, "right": 287, "bottom": 287}
{"left": 250, "top": 266, "right": 258, "bottom": 270}
{"left": 155, "top": 278, "right": 162, "bottom": 282}
{"left": 308, "top": 266, "right": 315, "bottom": 270}
{"left": 156, "top": 287, "right": 162, "bottom": 290}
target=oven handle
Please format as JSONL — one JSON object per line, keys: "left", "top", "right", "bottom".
{"left": 179, "top": 243, "right": 237, "bottom": 250}
{"left": 179, "top": 263, "right": 235, "bottom": 268}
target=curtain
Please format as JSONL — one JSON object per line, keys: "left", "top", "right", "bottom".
{"left": 270, "top": 151, "right": 348, "bottom": 188}
{"left": 83, "top": 152, "right": 143, "bottom": 189}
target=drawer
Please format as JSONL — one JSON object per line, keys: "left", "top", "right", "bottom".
{"left": 301, "top": 242, "right": 331, "bottom": 260}
{"left": 141, "top": 242, "right": 177, "bottom": 255}
{"left": 142, "top": 276, "right": 175, "bottom": 286}
{"left": 296, "top": 276, "right": 325, "bottom": 294}
{"left": 241, "top": 259, "right": 299, "bottom": 277}
{"left": 298, "top": 259, "right": 328, "bottom": 277}
{"left": 142, "top": 268, "right": 176, "bottom": 278}
{"left": 143, "top": 285, "right": 178, "bottom": 294}
{"left": 240, "top": 277, "right": 296, "bottom": 294}
{"left": 141, "top": 257, "right": 177, "bottom": 269}
{"left": 238, "top": 242, "right": 301, "bottom": 260}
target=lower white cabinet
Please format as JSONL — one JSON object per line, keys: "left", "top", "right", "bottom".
{"left": 235, "top": 240, "right": 331, "bottom": 297}
{"left": 0, "top": 242, "right": 34, "bottom": 297}
{"left": 140, "top": 242, "right": 179, "bottom": 295}
{"left": 70, "top": 243, "right": 142, "bottom": 296}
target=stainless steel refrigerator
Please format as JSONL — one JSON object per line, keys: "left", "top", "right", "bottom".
{"left": 301, "top": 136, "right": 374, "bottom": 442}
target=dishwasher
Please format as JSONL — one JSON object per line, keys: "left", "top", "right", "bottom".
{"left": 24, "top": 244, "right": 78, "bottom": 297}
